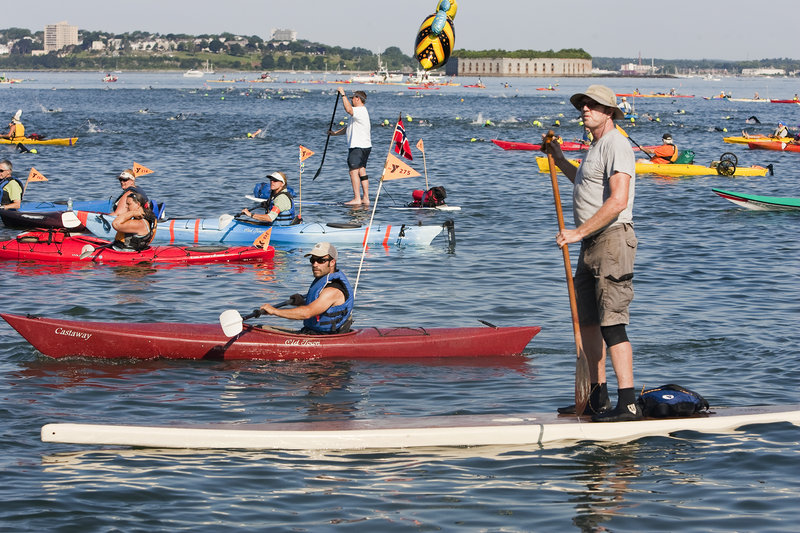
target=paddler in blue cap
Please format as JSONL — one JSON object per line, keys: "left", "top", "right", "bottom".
{"left": 259, "top": 242, "right": 354, "bottom": 334}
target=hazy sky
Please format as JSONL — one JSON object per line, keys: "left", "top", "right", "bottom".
{"left": 5, "top": 0, "right": 797, "bottom": 61}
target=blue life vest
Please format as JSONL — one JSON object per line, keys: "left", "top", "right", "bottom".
{"left": 302, "top": 270, "right": 354, "bottom": 334}
{"left": 0, "top": 177, "right": 24, "bottom": 205}
{"left": 253, "top": 184, "right": 296, "bottom": 225}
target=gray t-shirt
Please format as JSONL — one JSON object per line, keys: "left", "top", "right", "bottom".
{"left": 573, "top": 128, "right": 635, "bottom": 236}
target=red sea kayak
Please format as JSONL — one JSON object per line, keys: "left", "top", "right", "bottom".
{"left": 0, "top": 231, "right": 273, "bottom": 264}
{"left": 491, "top": 139, "right": 589, "bottom": 151}
{"left": 492, "top": 139, "right": 658, "bottom": 152}
{"left": 747, "top": 141, "right": 800, "bottom": 152}
{"left": 1, "top": 313, "right": 542, "bottom": 360}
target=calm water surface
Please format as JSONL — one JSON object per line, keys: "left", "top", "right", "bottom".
{"left": 1, "top": 72, "right": 799, "bottom": 531}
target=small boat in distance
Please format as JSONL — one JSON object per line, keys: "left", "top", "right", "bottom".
{"left": 184, "top": 60, "right": 214, "bottom": 78}
{"left": 102, "top": 74, "right": 117, "bottom": 82}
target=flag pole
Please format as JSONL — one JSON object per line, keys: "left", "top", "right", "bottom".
{"left": 420, "top": 140, "right": 429, "bottom": 191}
{"left": 298, "top": 150, "right": 303, "bottom": 221}
{"left": 353, "top": 113, "right": 403, "bottom": 298}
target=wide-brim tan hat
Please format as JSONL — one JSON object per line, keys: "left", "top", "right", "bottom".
{"left": 570, "top": 85, "right": 624, "bottom": 121}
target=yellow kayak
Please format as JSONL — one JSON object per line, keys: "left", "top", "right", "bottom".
{"left": 723, "top": 135, "right": 793, "bottom": 145}
{"left": 536, "top": 157, "right": 770, "bottom": 177}
{"left": 0, "top": 137, "right": 78, "bottom": 146}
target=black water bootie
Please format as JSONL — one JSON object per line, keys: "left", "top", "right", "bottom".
{"left": 591, "top": 402, "right": 643, "bottom": 422}
{"left": 557, "top": 383, "right": 611, "bottom": 415}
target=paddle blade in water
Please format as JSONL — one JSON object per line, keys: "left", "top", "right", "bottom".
{"left": 575, "top": 351, "right": 591, "bottom": 416}
{"left": 220, "top": 309, "right": 244, "bottom": 337}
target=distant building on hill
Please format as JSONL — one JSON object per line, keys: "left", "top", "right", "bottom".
{"left": 446, "top": 57, "right": 591, "bottom": 77}
{"left": 741, "top": 67, "right": 785, "bottom": 76}
{"left": 271, "top": 29, "right": 297, "bottom": 42}
{"left": 44, "top": 21, "right": 79, "bottom": 52}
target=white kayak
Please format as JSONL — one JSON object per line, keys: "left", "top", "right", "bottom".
{"left": 40, "top": 405, "right": 800, "bottom": 451}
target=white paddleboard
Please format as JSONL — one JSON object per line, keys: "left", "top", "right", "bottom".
{"left": 41, "top": 405, "right": 800, "bottom": 451}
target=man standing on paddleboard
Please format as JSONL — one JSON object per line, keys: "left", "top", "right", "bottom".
{"left": 542, "top": 85, "right": 641, "bottom": 422}
{"left": 259, "top": 242, "right": 354, "bottom": 334}
{"left": 328, "top": 88, "right": 372, "bottom": 206}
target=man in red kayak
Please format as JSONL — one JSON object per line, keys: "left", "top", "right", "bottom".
{"left": 259, "top": 242, "right": 354, "bottom": 334}
{"left": 542, "top": 84, "right": 641, "bottom": 422}
{"left": 641, "top": 133, "right": 678, "bottom": 164}
{"left": 112, "top": 169, "right": 150, "bottom": 216}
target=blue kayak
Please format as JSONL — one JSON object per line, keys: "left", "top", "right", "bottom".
{"left": 75, "top": 212, "right": 452, "bottom": 247}
{"left": 20, "top": 198, "right": 115, "bottom": 213}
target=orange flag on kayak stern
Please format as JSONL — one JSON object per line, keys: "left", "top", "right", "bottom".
{"left": 27, "top": 168, "right": 48, "bottom": 182}
{"left": 253, "top": 228, "right": 272, "bottom": 250}
{"left": 299, "top": 145, "right": 315, "bottom": 162}
{"left": 132, "top": 162, "right": 154, "bottom": 177}
{"left": 416, "top": 138, "right": 425, "bottom": 155}
{"left": 383, "top": 153, "right": 420, "bottom": 181}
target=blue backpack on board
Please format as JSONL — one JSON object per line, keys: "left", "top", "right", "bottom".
{"left": 637, "top": 384, "right": 709, "bottom": 418}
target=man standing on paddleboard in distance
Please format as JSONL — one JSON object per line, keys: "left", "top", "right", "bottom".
{"left": 542, "top": 84, "right": 641, "bottom": 422}
{"left": 259, "top": 242, "right": 354, "bottom": 334}
{"left": 328, "top": 88, "right": 371, "bottom": 206}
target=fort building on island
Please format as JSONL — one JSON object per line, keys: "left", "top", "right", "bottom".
{"left": 446, "top": 57, "right": 591, "bottom": 77}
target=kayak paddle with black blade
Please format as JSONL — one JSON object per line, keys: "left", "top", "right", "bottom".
{"left": 312, "top": 92, "right": 340, "bottom": 181}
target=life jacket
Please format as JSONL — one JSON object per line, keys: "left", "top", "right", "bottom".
{"left": 113, "top": 212, "right": 158, "bottom": 251}
{"left": 9, "top": 123, "right": 25, "bottom": 141}
{"left": 0, "top": 177, "right": 24, "bottom": 205}
{"left": 252, "top": 184, "right": 296, "bottom": 225}
{"left": 113, "top": 186, "right": 150, "bottom": 211}
{"left": 302, "top": 270, "right": 354, "bottom": 334}
{"left": 653, "top": 144, "right": 679, "bottom": 164}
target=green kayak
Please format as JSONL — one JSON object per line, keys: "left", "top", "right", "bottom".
{"left": 712, "top": 189, "right": 800, "bottom": 211}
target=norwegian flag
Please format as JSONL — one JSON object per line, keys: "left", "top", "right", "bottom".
{"left": 392, "top": 116, "right": 413, "bottom": 160}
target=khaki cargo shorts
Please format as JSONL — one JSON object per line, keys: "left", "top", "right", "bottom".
{"left": 574, "top": 223, "right": 637, "bottom": 327}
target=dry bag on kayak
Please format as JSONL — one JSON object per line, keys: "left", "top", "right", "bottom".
{"left": 637, "top": 383, "right": 709, "bottom": 418}
{"left": 408, "top": 186, "right": 447, "bottom": 207}
{"left": 674, "top": 150, "right": 695, "bottom": 164}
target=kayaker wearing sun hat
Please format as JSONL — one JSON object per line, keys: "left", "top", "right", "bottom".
{"left": 259, "top": 242, "right": 354, "bottom": 334}
{"left": 541, "top": 84, "right": 640, "bottom": 422}
{"left": 772, "top": 121, "right": 789, "bottom": 139}
{"left": 1, "top": 110, "right": 24, "bottom": 141}
{"left": 241, "top": 171, "right": 296, "bottom": 225}
{"left": 111, "top": 169, "right": 150, "bottom": 216}
{"left": 642, "top": 133, "right": 678, "bottom": 164}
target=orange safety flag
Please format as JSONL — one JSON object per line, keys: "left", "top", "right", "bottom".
{"left": 416, "top": 138, "right": 425, "bottom": 154}
{"left": 253, "top": 228, "right": 272, "bottom": 250}
{"left": 27, "top": 168, "right": 48, "bottom": 182}
{"left": 132, "top": 162, "right": 154, "bottom": 177}
{"left": 383, "top": 153, "right": 421, "bottom": 181}
{"left": 299, "top": 145, "right": 315, "bottom": 162}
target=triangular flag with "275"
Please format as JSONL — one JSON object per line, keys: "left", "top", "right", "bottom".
{"left": 27, "top": 167, "right": 48, "bottom": 182}
{"left": 299, "top": 145, "right": 315, "bottom": 162}
{"left": 132, "top": 162, "right": 154, "bottom": 177}
{"left": 383, "top": 153, "right": 420, "bottom": 181}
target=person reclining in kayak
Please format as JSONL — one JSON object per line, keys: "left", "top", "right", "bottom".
{"left": 641, "top": 133, "right": 678, "bottom": 164}
{"left": 111, "top": 191, "right": 157, "bottom": 251}
{"left": 0, "top": 110, "right": 24, "bottom": 141}
{"left": 112, "top": 169, "right": 150, "bottom": 216}
{"left": 259, "top": 242, "right": 354, "bottom": 334}
{"left": 0, "top": 159, "right": 23, "bottom": 210}
{"left": 241, "top": 171, "right": 297, "bottom": 225}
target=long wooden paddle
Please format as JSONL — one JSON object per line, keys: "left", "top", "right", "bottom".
{"left": 219, "top": 300, "right": 291, "bottom": 337}
{"left": 544, "top": 132, "right": 591, "bottom": 416}
{"left": 312, "top": 92, "right": 340, "bottom": 181}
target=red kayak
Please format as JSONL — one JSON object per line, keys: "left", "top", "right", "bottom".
{"left": 1, "top": 313, "right": 541, "bottom": 360}
{"left": 491, "top": 139, "right": 589, "bottom": 151}
{"left": 492, "top": 139, "right": 658, "bottom": 152}
{"left": 747, "top": 141, "right": 800, "bottom": 152}
{"left": 0, "top": 231, "right": 273, "bottom": 264}
{"left": 769, "top": 99, "right": 800, "bottom": 104}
